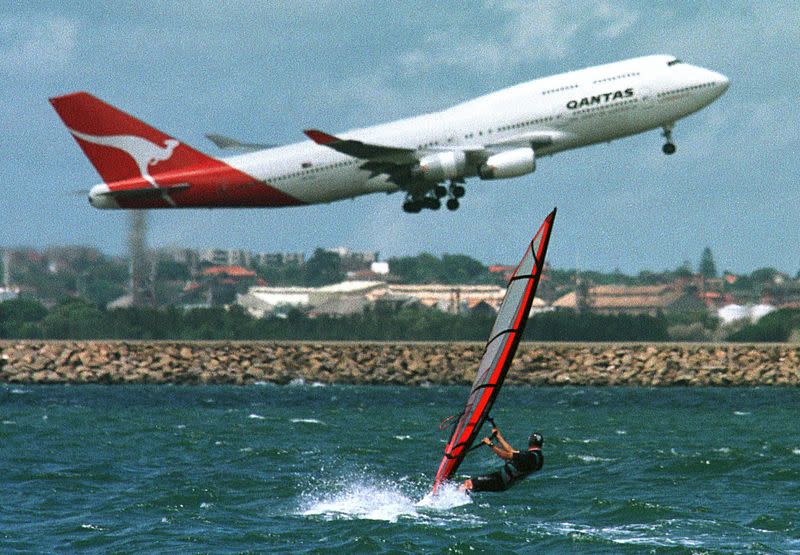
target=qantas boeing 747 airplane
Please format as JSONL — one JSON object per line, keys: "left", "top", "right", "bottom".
{"left": 51, "top": 55, "right": 728, "bottom": 213}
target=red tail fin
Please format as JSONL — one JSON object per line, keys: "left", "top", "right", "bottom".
{"left": 49, "top": 92, "right": 216, "bottom": 184}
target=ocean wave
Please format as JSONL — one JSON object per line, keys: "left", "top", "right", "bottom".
{"left": 248, "top": 414, "right": 266, "bottom": 420}
{"left": 298, "top": 475, "right": 476, "bottom": 526}
{"left": 569, "top": 454, "right": 615, "bottom": 463}
{"left": 300, "top": 481, "right": 421, "bottom": 523}
{"left": 291, "top": 418, "right": 325, "bottom": 425}
{"left": 531, "top": 520, "right": 705, "bottom": 549}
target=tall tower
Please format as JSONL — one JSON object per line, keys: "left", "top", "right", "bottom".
{"left": 2, "top": 248, "right": 10, "bottom": 289}
{"left": 128, "top": 210, "right": 152, "bottom": 306}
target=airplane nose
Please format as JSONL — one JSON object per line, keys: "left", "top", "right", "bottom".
{"left": 709, "top": 70, "right": 730, "bottom": 95}
{"left": 716, "top": 72, "right": 730, "bottom": 93}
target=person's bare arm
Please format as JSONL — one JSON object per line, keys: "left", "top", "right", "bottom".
{"left": 483, "top": 436, "right": 514, "bottom": 461}
{"left": 493, "top": 427, "right": 515, "bottom": 453}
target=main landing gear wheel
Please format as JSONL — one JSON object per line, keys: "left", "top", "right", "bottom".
{"left": 402, "top": 199, "right": 422, "bottom": 213}
{"left": 425, "top": 196, "right": 441, "bottom": 210}
{"left": 434, "top": 185, "right": 448, "bottom": 198}
{"left": 446, "top": 198, "right": 459, "bottom": 211}
{"left": 661, "top": 124, "right": 676, "bottom": 155}
{"left": 450, "top": 183, "right": 465, "bottom": 198}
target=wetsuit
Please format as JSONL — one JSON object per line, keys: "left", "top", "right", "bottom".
{"left": 470, "top": 448, "right": 543, "bottom": 492}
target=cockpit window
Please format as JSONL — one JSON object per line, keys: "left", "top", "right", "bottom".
{"left": 667, "top": 59, "right": 683, "bottom": 66}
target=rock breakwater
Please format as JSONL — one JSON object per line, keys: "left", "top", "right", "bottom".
{"left": 1, "top": 341, "right": 798, "bottom": 386}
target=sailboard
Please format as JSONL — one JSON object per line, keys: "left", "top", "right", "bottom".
{"left": 432, "top": 208, "right": 556, "bottom": 492}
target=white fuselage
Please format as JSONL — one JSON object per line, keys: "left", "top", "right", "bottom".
{"left": 222, "top": 55, "right": 728, "bottom": 204}
{"left": 83, "top": 55, "right": 729, "bottom": 209}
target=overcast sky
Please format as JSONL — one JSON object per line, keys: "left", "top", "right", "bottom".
{"left": 2, "top": 1, "right": 798, "bottom": 274}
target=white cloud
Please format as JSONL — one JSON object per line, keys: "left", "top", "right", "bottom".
{"left": 399, "top": 0, "right": 639, "bottom": 75}
{"left": 0, "top": 15, "right": 78, "bottom": 74}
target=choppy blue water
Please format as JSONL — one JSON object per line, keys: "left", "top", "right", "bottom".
{"left": 1, "top": 383, "right": 799, "bottom": 554}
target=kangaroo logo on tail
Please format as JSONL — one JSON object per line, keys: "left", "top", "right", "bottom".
{"left": 68, "top": 128, "right": 180, "bottom": 188}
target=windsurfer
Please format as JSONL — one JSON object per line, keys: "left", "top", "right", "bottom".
{"left": 460, "top": 428, "right": 543, "bottom": 493}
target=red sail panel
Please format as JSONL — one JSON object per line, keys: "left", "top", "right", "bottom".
{"left": 432, "top": 209, "right": 556, "bottom": 492}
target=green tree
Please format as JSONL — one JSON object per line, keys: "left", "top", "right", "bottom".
{"left": 750, "top": 267, "right": 780, "bottom": 284}
{"left": 699, "top": 247, "right": 717, "bottom": 278}
{"left": 303, "top": 249, "right": 344, "bottom": 286}
{"left": 673, "top": 260, "right": 693, "bottom": 279}
{"left": 40, "top": 298, "right": 108, "bottom": 339}
{"left": 727, "top": 308, "right": 800, "bottom": 342}
{"left": 438, "top": 254, "right": 491, "bottom": 283}
{"left": 155, "top": 259, "right": 190, "bottom": 281}
{"left": 0, "top": 297, "right": 48, "bottom": 338}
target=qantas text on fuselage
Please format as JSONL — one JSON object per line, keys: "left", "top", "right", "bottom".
{"left": 50, "top": 55, "right": 729, "bottom": 213}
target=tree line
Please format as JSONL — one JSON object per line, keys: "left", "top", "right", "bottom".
{"left": 0, "top": 297, "right": 669, "bottom": 341}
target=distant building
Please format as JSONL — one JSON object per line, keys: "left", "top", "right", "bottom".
{"left": 488, "top": 265, "right": 516, "bottom": 282}
{"left": 155, "top": 247, "right": 200, "bottom": 269}
{"left": 200, "top": 265, "right": 257, "bottom": 305}
{"left": 253, "top": 252, "right": 306, "bottom": 267}
{"left": 368, "top": 284, "right": 506, "bottom": 314}
{"left": 237, "top": 286, "right": 315, "bottom": 317}
{"left": 0, "top": 287, "right": 19, "bottom": 302}
{"left": 371, "top": 261, "right": 390, "bottom": 275}
{"left": 326, "top": 247, "right": 378, "bottom": 273}
{"left": 761, "top": 281, "right": 800, "bottom": 308}
{"left": 553, "top": 284, "right": 703, "bottom": 315}
{"left": 718, "top": 304, "right": 776, "bottom": 325}
{"left": 200, "top": 248, "right": 252, "bottom": 268}
{"left": 238, "top": 281, "right": 385, "bottom": 317}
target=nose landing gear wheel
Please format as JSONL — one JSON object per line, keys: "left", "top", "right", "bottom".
{"left": 661, "top": 124, "right": 676, "bottom": 155}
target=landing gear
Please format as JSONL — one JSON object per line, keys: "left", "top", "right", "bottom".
{"left": 402, "top": 180, "right": 465, "bottom": 213}
{"left": 449, "top": 180, "right": 466, "bottom": 198}
{"left": 661, "top": 124, "right": 676, "bottom": 155}
{"left": 425, "top": 196, "right": 441, "bottom": 210}
{"left": 402, "top": 199, "right": 422, "bottom": 213}
{"left": 402, "top": 193, "right": 439, "bottom": 213}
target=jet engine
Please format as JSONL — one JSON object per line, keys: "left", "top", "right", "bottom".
{"left": 478, "top": 148, "right": 536, "bottom": 179}
{"left": 416, "top": 151, "right": 467, "bottom": 182}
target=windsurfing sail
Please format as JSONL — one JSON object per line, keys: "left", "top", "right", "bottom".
{"left": 432, "top": 208, "right": 556, "bottom": 492}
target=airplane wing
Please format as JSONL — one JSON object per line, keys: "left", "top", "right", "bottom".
{"left": 304, "top": 129, "right": 418, "bottom": 164}
{"left": 305, "top": 127, "right": 562, "bottom": 190}
{"left": 205, "top": 133, "right": 273, "bottom": 152}
{"left": 488, "top": 131, "right": 557, "bottom": 150}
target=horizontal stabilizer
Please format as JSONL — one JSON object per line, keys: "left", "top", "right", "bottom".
{"left": 205, "top": 133, "right": 273, "bottom": 152}
{"left": 94, "top": 183, "right": 190, "bottom": 200}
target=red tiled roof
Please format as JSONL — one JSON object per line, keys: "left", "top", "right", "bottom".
{"left": 201, "top": 265, "right": 256, "bottom": 278}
